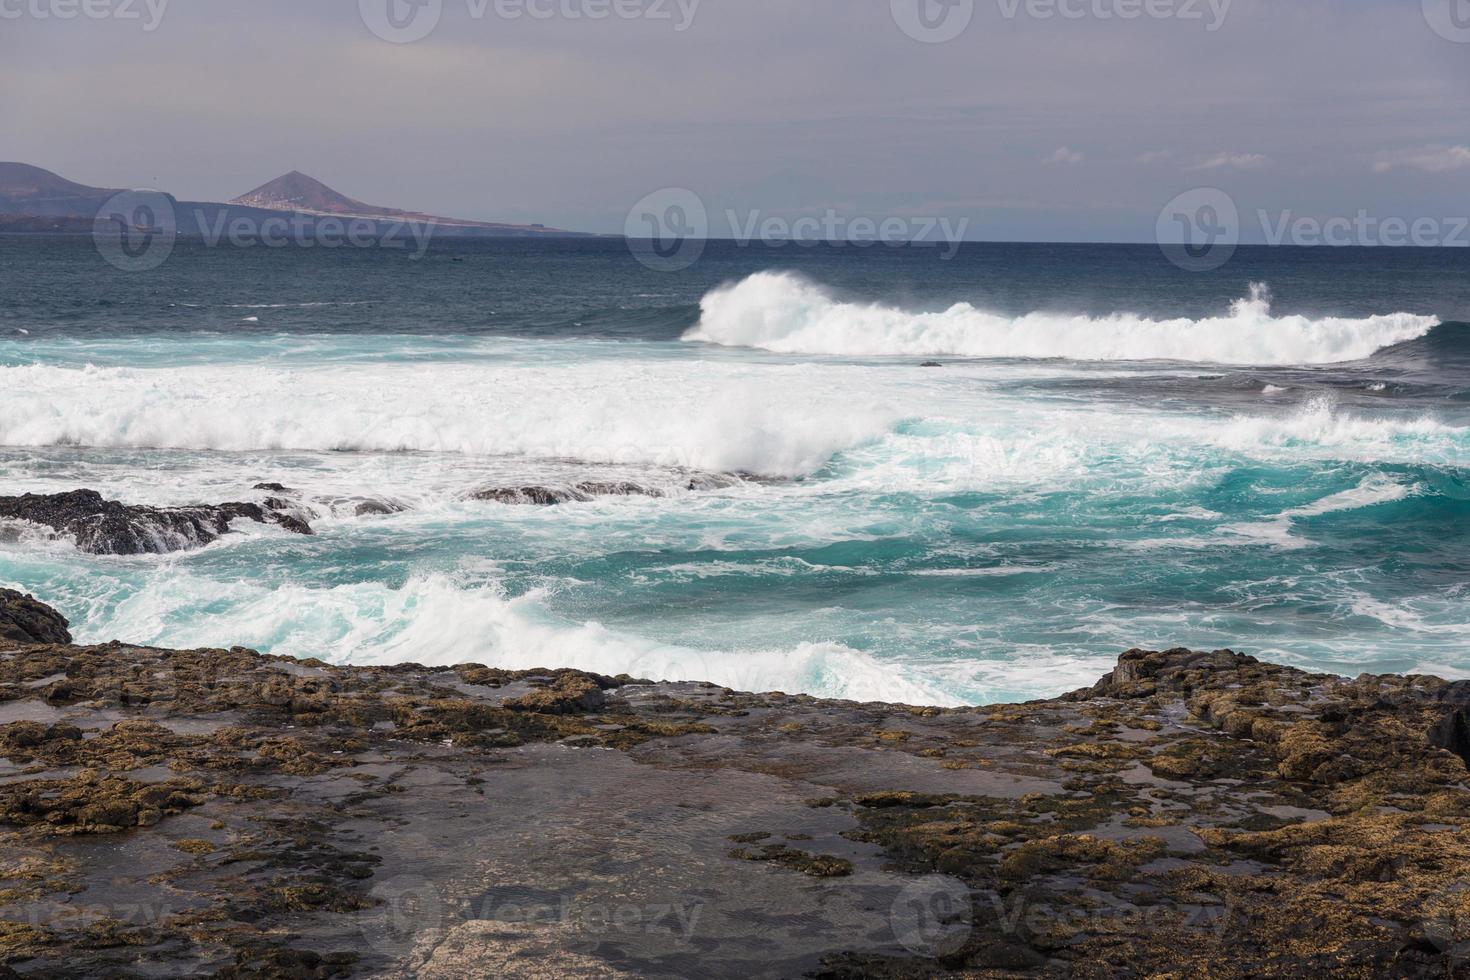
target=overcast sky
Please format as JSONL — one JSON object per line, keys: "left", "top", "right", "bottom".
{"left": 3, "top": 0, "right": 1467, "bottom": 240}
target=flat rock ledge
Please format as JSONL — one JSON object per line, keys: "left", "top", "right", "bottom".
{"left": 0, "top": 597, "right": 1468, "bottom": 978}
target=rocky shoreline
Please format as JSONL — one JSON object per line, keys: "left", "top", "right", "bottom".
{"left": 0, "top": 481, "right": 750, "bottom": 556}
{"left": 0, "top": 490, "right": 313, "bottom": 556}
{"left": 0, "top": 590, "right": 1468, "bottom": 978}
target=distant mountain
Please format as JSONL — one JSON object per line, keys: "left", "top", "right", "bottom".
{"left": 232, "top": 170, "right": 397, "bottom": 217}
{"left": 229, "top": 170, "right": 558, "bottom": 233}
{"left": 0, "top": 162, "right": 121, "bottom": 218}
{"left": 0, "top": 163, "right": 583, "bottom": 237}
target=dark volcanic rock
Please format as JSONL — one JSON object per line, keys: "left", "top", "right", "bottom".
{"left": 471, "top": 473, "right": 744, "bottom": 506}
{"left": 0, "top": 589, "right": 70, "bottom": 644}
{"left": 470, "top": 481, "right": 664, "bottom": 506}
{"left": 0, "top": 489, "right": 314, "bottom": 555}
{"left": 352, "top": 498, "right": 406, "bottom": 517}
{"left": 0, "top": 597, "right": 1466, "bottom": 978}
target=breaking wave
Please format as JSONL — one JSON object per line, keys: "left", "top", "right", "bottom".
{"left": 74, "top": 572, "right": 961, "bottom": 706}
{"left": 686, "top": 272, "right": 1439, "bottom": 365}
{"left": 0, "top": 359, "right": 901, "bottom": 480}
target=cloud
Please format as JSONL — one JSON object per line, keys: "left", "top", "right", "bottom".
{"left": 1189, "top": 152, "right": 1271, "bottom": 172}
{"left": 0, "top": 0, "right": 1463, "bottom": 238}
{"left": 1372, "top": 145, "right": 1470, "bottom": 174}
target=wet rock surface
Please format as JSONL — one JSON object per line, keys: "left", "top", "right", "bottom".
{"left": 0, "top": 591, "right": 69, "bottom": 646}
{"left": 470, "top": 482, "right": 664, "bottom": 506}
{"left": 469, "top": 473, "right": 744, "bottom": 506}
{"left": 0, "top": 490, "right": 313, "bottom": 555}
{"left": 0, "top": 602, "right": 1466, "bottom": 978}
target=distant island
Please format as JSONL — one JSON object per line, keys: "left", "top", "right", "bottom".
{"left": 0, "top": 162, "right": 589, "bottom": 238}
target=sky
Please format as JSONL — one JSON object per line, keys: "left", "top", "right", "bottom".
{"left": 2, "top": 0, "right": 1468, "bottom": 241}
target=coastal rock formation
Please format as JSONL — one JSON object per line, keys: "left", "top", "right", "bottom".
{"left": 0, "top": 489, "right": 314, "bottom": 555}
{"left": 470, "top": 482, "right": 665, "bottom": 506}
{"left": 0, "top": 589, "right": 70, "bottom": 645}
{"left": 0, "top": 597, "right": 1466, "bottom": 977}
{"left": 470, "top": 473, "right": 745, "bottom": 506}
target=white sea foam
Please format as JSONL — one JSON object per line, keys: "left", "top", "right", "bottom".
{"left": 1202, "top": 397, "right": 1462, "bottom": 461}
{"left": 1, "top": 333, "right": 1464, "bottom": 506}
{"left": 687, "top": 273, "right": 1439, "bottom": 365}
{"left": 1160, "top": 474, "right": 1416, "bottom": 551}
{"left": 83, "top": 572, "right": 960, "bottom": 706}
{"left": 0, "top": 359, "right": 901, "bottom": 480}
{"left": 1286, "top": 474, "right": 1414, "bottom": 518}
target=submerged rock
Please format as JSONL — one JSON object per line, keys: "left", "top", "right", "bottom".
{"left": 352, "top": 498, "right": 407, "bottom": 517}
{"left": 470, "top": 473, "right": 744, "bottom": 506}
{"left": 0, "top": 595, "right": 1466, "bottom": 977}
{"left": 0, "top": 489, "right": 314, "bottom": 555}
{"left": 470, "top": 482, "right": 664, "bottom": 506}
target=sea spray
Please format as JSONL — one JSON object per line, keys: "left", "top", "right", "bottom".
{"left": 686, "top": 273, "right": 1439, "bottom": 365}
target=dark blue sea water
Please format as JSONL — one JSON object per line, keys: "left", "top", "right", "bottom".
{"left": 3, "top": 235, "right": 1469, "bottom": 703}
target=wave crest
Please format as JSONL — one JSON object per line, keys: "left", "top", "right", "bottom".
{"left": 0, "top": 359, "right": 899, "bottom": 480}
{"left": 685, "top": 273, "right": 1439, "bottom": 365}
{"left": 76, "top": 572, "right": 961, "bottom": 706}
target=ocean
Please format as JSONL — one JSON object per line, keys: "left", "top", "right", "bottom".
{"left": 2, "top": 235, "right": 1469, "bottom": 706}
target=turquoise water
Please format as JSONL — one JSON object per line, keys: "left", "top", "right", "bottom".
{"left": 3, "top": 237, "right": 1470, "bottom": 704}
